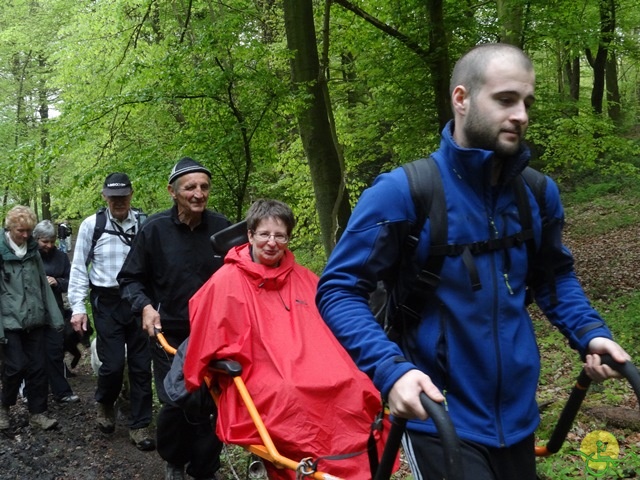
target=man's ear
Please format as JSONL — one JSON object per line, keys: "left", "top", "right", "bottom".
{"left": 451, "top": 85, "right": 469, "bottom": 116}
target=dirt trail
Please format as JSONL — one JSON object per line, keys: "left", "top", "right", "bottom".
{"left": 0, "top": 349, "right": 164, "bottom": 480}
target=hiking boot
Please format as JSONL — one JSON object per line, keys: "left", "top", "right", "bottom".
{"left": 55, "top": 394, "right": 80, "bottom": 404}
{"left": 29, "top": 412, "right": 58, "bottom": 430}
{"left": 165, "top": 463, "right": 185, "bottom": 480}
{"left": 96, "top": 402, "right": 115, "bottom": 433}
{"left": 0, "top": 405, "right": 10, "bottom": 430}
{"left": 129, "top": 426, "right": 155, "bottom": 451}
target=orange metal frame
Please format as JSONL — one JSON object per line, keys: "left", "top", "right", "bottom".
{"left": 156, "top": 332, "right": 343, "bottom": 480}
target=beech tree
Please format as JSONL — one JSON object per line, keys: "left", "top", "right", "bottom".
{"left": 282, "top": 0, "right": 351, "bottom": 255}
{"left": 0, "top": 0, "right": 638, "bottom": 261}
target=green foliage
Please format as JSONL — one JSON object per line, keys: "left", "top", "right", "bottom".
{"left": 595, "top": 293, "right": 640, "bottom": 360}
{"left": 561, "top": 177, "right": 640, "bottom": 238}
{"left": 527, "top": 113, "right": 640, "bottom": 186}
{"left": 0, "top": 0, "right": 640, "bottom": 260}
{"left": 535, "top": 293, "right": 640, "bottom": 478}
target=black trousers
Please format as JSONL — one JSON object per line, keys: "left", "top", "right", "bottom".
{"left": 153, "top": 329, "right": 222, "bottom": 477}
{"left": 44, "top": 325, "right": 74, "bottom": 399}
{"left": 90, "top": 287, "right": 152, "bottom": 429}
{"left": 1, "top": 327, "right": 48, "bottom": 414}
{"left": 403, "top": 430, "right": 537, "bottom": 480}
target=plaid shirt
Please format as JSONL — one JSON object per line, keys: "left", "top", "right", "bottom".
{"left": 68, "top": 208, "right": 137, "bottom": 315}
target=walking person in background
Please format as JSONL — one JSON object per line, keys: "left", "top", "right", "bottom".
{"left": 33, "top": 220, "right": 79, "bottom": 404}
{"left": 0, "top": 206, "right": 63, "bottom": 431}
{"left": 119, "top": 157, "right": 230, "bottom": 480}
{"left": 316, "top": 43, "right": 630, "bottom": 480}
{"left": 57, "top": 220, "right": 72, "bottom": 254}
{"left": 68, "top": 173, "right": 154, "bottom": 451}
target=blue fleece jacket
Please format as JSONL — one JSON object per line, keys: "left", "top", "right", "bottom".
{"left": 316, "top": 121, "right": 613, "bottom": 448}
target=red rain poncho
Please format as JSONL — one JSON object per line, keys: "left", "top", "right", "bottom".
{"left": 184, "top": 244, "right": 387, "bottom": 479}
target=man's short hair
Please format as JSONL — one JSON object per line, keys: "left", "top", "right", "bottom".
{"left": 449, "top": 43, "right": 534, "bottom": 97}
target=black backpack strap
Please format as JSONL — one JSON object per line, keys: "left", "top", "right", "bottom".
{"left": 519, "top": 167, "right": 557, "bottom": 305}
{"left": 395, "top": 157, "right": 446, "bottom": 323}
{"left": 86, "top": 208, "right": 107, "bottom": 267}
{"left": 85, "top": 207, "right": 145, "bottom": 267}
{"left": 520, "top": 167, "right": 547, "bottom": 224}
{"left": 513, "top": 172, "right": 536, "bottom": 267}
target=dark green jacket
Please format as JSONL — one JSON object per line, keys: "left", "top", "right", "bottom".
{"left": 0, "top": 233, "right": 63, "bottom": 343}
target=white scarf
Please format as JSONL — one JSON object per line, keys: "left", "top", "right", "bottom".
{"left": 5, "top": 231, "right": 27, "bottom": 258}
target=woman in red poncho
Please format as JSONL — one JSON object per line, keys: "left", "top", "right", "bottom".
{"left": 184, "top": 199, "right": 386, "bottom": 479}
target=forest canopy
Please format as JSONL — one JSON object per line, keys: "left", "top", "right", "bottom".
{"left": 1, "top": 0, "right": 639, "bottom": 270}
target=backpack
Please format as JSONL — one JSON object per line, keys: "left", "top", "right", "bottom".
{"left": 57, "top": 223, "right": 70, "bottom": 239}
{"left": 85, "top": 207, "right": 147, "bottom": 267}
{"left": 379, "top": 156, "right": 551, "bottom": 338}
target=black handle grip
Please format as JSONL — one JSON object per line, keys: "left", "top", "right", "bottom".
{"left": 374, "top": 393, "right": 463, "bottom": 480}
{"left": 541, "top": 354, "right": 640, "bottom": 455}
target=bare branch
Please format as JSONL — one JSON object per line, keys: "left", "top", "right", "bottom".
{"left": 332, "top": 0, "right": 429, "bottom": 61}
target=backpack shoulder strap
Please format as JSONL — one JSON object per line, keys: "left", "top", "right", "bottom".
{"left": 513, "top": 166, "right": 547, "bottom": 248}
{"left": 390, "top": 157, "right": 446, "bottom": 326}
{"left": 86, "top": 207, "right": 107, "bottom": 267}
{"left": 132, "top": 207, "right": 147, "bottom": 228}
{"left": 520, "top": 167, "right": 547, "bottom": 221}
{"left": 518, "top": 167, "right": 558, "bottom": 304}
{"left": 401, "top": 156, "right": 447, "bottom": 288}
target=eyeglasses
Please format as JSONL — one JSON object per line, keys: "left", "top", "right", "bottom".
{"left": 252, "top": 230, "right": 289, "bottom": 244}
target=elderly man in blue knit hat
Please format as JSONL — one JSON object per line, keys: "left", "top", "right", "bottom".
{"left": 119, "top": 158, "right": 231, "bottom": 480}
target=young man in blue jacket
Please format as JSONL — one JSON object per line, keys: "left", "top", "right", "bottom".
{"left": 316, "top": 43, "right": 630, "bottom": 479}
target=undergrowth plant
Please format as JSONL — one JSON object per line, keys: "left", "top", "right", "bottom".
{"left": 534, "top": 175, "right": 640, "bottom": 479}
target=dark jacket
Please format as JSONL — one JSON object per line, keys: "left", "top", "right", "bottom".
{"left": 118, "top": 205, "right": 230, "bottom": 334}
{"left": 316, "top": 121, "right": 613, "bottom": 448}
{"left": 39, "top": 246, "right": 71, "bottom": 314}
{"left": 0, "top": 234, "right": 64, "bottom": 342}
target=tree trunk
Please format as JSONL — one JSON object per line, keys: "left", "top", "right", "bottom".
{"left": 560, "top": 45, "right": 579, "bottom": 116}
{"left": 426, "top": 0, "right": 451, "bottom": 131}
{"left": 39, "top": 55, "right": 51, "bottom": 220}
{"left": 496, "top": 0, "right": 524, "bottom": 47}
{"left": 282, "top": 0, "right": 351, "bottom": 255}
{"left": 567, "top": 56, "right": 580, "bottom": 102}
{"left": 589, "top": 0, "right": 615, "bottom": 115}
{"left": 333, "top": 0, "right": 451, "bottom": 130}
{"left": 606, "top": 50, "right": 622, "bottom": 126}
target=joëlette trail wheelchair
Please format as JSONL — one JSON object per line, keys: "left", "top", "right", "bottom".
{"left": 157, "top": 221, "right": 640, "bottom": 480}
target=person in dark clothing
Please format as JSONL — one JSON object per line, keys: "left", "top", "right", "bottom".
{"left": 33, "top": 220, "right": 79, "bottom": 403}
{"left": 119, "top": 157, "right": 231, "bottom": 480}
{"left": 57, "top": 221, "right": 72, "bottom": 254}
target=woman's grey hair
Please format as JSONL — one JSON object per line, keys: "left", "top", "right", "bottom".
{"left": 5, "top": 205, "right": 37, "bottom": 230}
{"left": 246, "top": 199, "right": 296, "bottom": 235}
{"left": 33, "top": 219, "right": 56, "bottom": 240}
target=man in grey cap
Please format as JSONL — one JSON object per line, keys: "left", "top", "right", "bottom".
{"left": 69, "top": 172, "right": 155, "bottom": 451}
{"left": 119, "top": 158, "right": 230, "bottom": 480}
